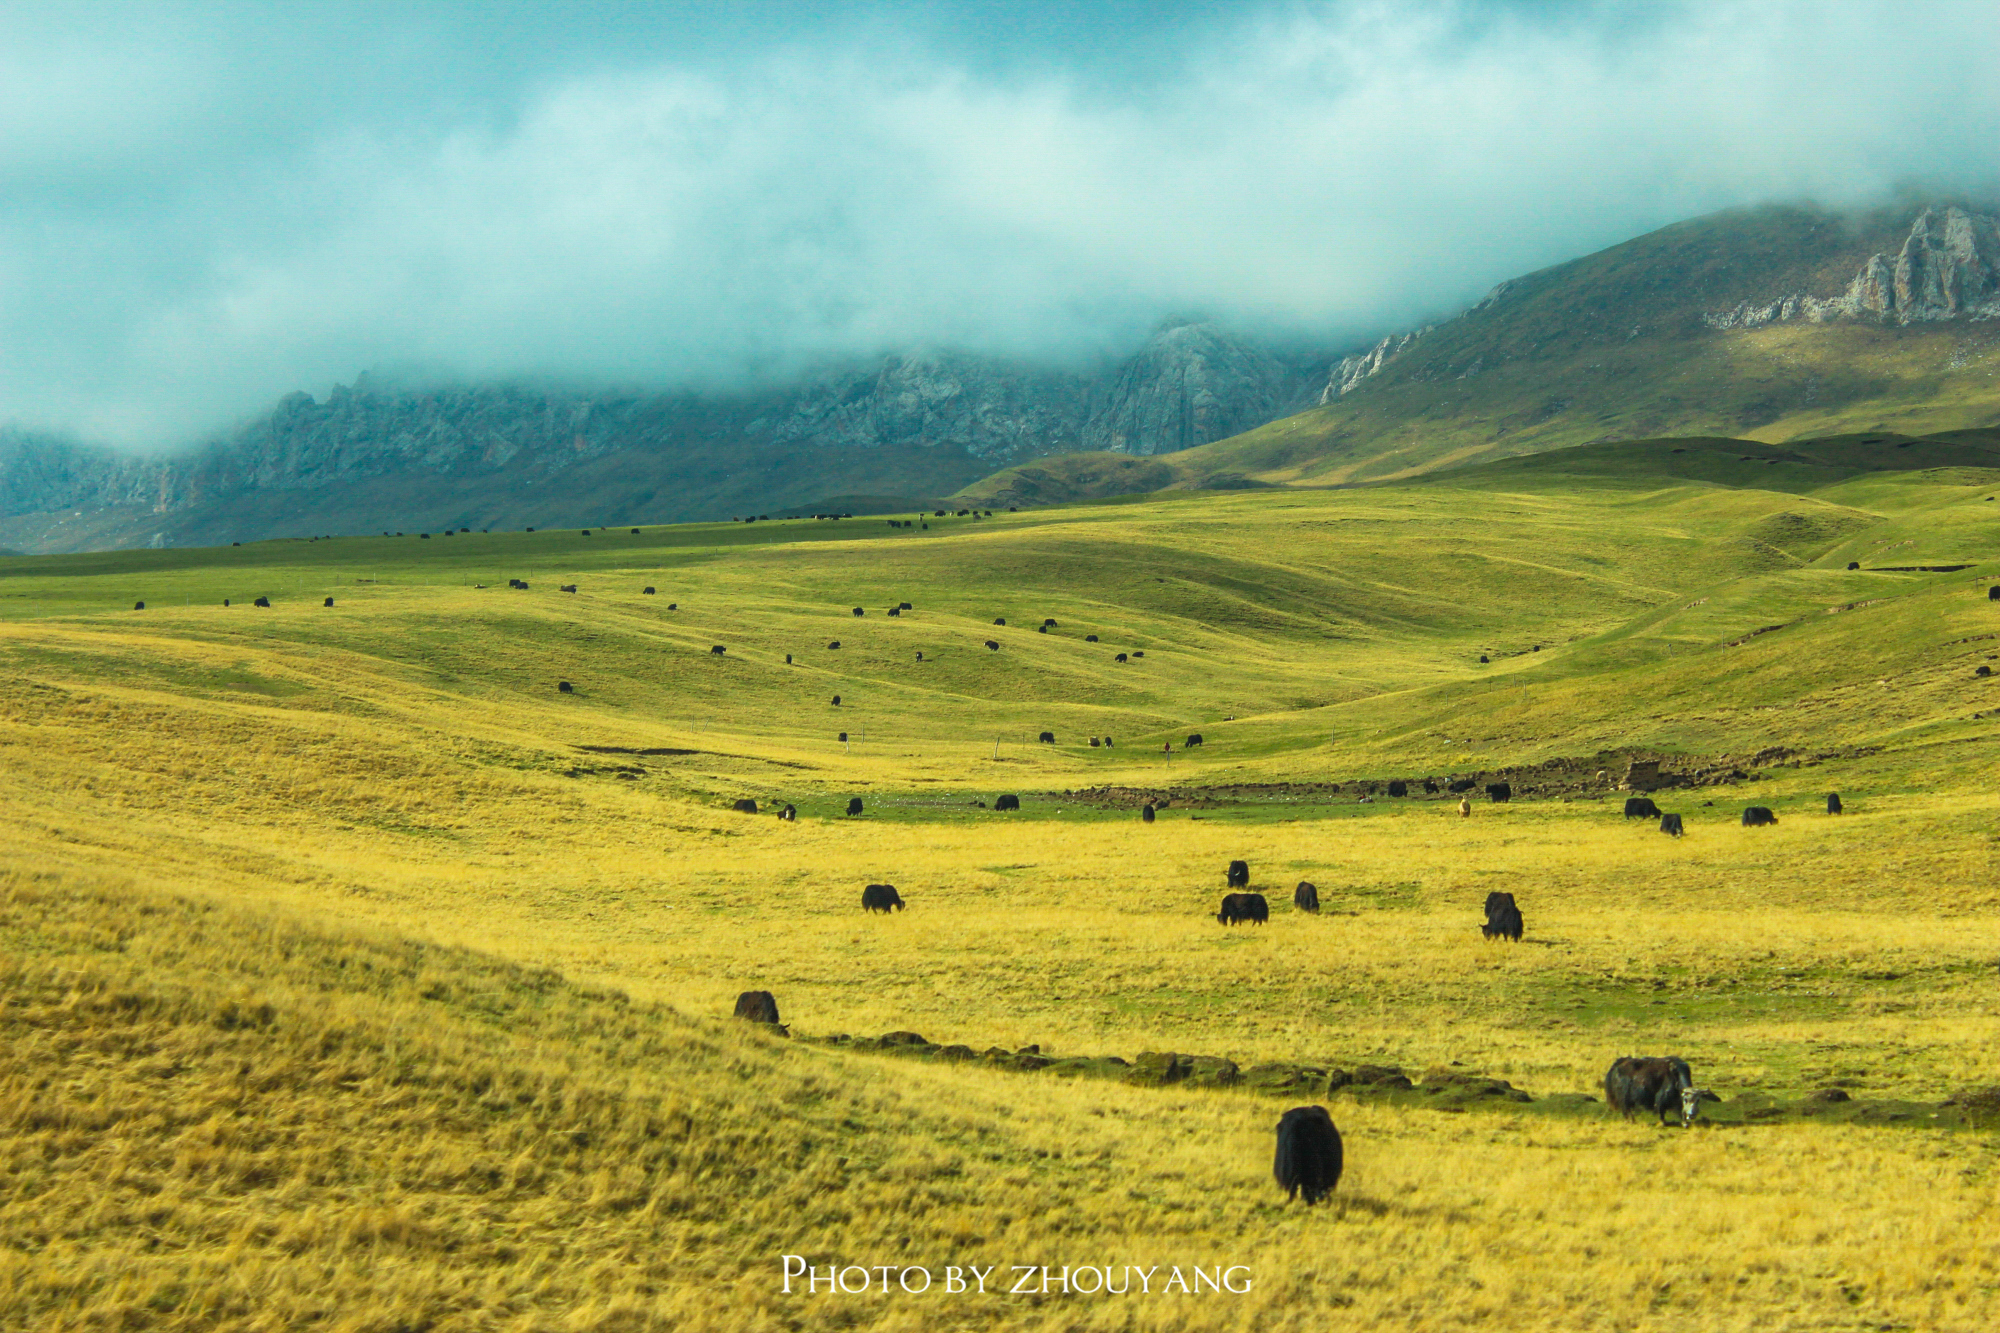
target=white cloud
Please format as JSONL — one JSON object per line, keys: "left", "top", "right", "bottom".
{"left": 2, "top": 0, "right": 1997, "bottom": 449}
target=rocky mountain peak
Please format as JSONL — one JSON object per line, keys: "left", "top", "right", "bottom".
{"left": 1705, "top": 204, "right": 2000, "bottom": 329}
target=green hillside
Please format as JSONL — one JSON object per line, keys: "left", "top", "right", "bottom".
{"left": 958, "top": 203, "right": 2000, "bottom": 508}
{"left": 6, "top": 445, "right": 2000, "bottom": 1330}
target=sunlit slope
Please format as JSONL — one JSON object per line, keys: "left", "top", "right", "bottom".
{"left": 2, "top": 451, "right": 1996, "bottom": 789}
{"left": 11, "top": 870, "right": 1997, "bottom": 1333}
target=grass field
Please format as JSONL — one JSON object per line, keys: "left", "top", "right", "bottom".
{"left": 4, "top": 443, "right": 1999, "bottom": 1329}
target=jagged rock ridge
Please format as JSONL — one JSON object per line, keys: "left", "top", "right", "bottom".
{"left": 1704, "top": 206, "right": 2000, "bottom": 329}
{"left": 0, "top": 322, "right": 1330, "bottom": 552}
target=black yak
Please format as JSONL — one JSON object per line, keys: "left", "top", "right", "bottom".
{"left": 861, "top": 884, "right": 904, "bottom": 913}
{"left": 1659, "top": 812, "right": 1684, "bottom": 837}
{"left": 1487, "top": 782, "right": 1512, "bottom": 802}
{"left": 1826, "top": 792, "right": 1843, "bottom": 815}
{"left": 1294, "top": 882, "right": 1320, "bottom": 913}
{"left": 995, "top": 794, "right": 1021, "bottom": 811}
{"left": 710, "top": 645, "right": 726, "bottom": 655}
{"left": 1482, "top": 891, "right": 1523, "bottom": 941}
{"left": 1141, "top": 803, "right": 1155, "bottom": 823}
{"left": 847, "top": 797, "right": 865, "bottom": 816}
{"left": 1217, "top": 892, "right": 1269, "bottom": 925}
{"left": 1741, "top": 806, "right": 1778, "bottom": 827}
{"left": 732, "top": 799, "right": 758, "bottom": 814}
{"left": 1273, "top": 1106, "right": 1343, "bottom": 1204}
{"left": 1387, "top": 780, "right": 1407, "bottom": 797}
{"left": 985, "top": 640, "right": 1000, "bottom": 651}
{"left": 1186, "top": 733, "right": 1204, "bottom": 748}
{"left": 734, "top": 991, "right": 781, "bottom": 1024}
{"left": 1226, "top": 859, "right": 1250, "bottom": 887}
{"left": 557, "top": 681, "right": 574, "bottom": 694}
{"left": 1624, "top": 796, "right": 1662, "bottom": 819}
{"left": 1604, "top": 1056, "right": 1700, "bottom": 1127}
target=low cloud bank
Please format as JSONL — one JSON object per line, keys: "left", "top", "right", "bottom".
{"left": 3, "top": 0, "right": 1996, "bottom": 449}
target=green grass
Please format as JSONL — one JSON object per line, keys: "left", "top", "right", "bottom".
{"left": 7, "top": 439, "right": 2000, "bottom": 1330}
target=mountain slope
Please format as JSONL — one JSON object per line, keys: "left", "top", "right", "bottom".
{"left": 957, "top": 202, "right": 2000, "bottom": 506}
{"left": 0, "top": 324, "right": 1329, "bottom": 554}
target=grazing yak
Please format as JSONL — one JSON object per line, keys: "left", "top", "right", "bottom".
{"left": 1387, "top": 780, "right": 1407, "bottom": 797}
{"left": 1659, "top": 812, "right": 1684, "bottom": 837}
{"left": 1624, "top": 796, "right": 1662, "bottom": 818}
{"left": 643, "top": 586, "right": 656, "bottom": 595}
{"left": 1294, "top": 881, "right": 1320, "bottom": 913}
{"left": 1085, "top": 634, "right": 1098, "bottom": 642}
{"left": 1423, "top": 779, "right": 1439, "bottom": 794}
{"left": 254, "top": 596, "right": 271, "bottom": 607}
{"left": 1141, "top": 803, "right": 1156, "bottom": 823}
{"left": 1604, "top": 1056, "right": 1701, "bottom": 1127}
{"left": 1741, "top": 806, "right": 1778, "bottom": 827}
{"left": 900, "top": 602, "right": 913, "bottom": 610}
{"left": 852, "top": 607, "right": 864, "bottom": 616}
{"left": 710, "top": 645, "right": 726, "bottom": 655}
{"left": 1482, "top": 892, "right": 1524, "bottom": 941}
{"left": 733, "top": 991, "right": 781, "bottom": 1024}
{"left": 323, "top": 597, "right": 334, "bottom": 607}
{"left": 827, "top": 641, "right": 841, "bottom": 650}
{"left": 995, "top": 794, "right": 1021, "bottom": 811}
{"left": 1226, "top": 859, "right": 1250, "bottom": 888}
{"left": 1115, "top": 652, "right": 1128, "bottom": 662}
{"left": 557, "top": 681, "right": 574, "bottom": 694}
{"left": 1038, "top": 731, "right": 1055, "bottom": 743}
{"left": 732, "top": 799, "right": 758, "bottom": 814}
{"left": 134, "top": 601, "right": 145, "bottom": 610}
{"left": 1217, "top": 892, "right": 1269, "bottom": 925}
{"left": 779, "top": 804, "right": 797, "bottom": 821}
{"left": 1826, "top": 792, "right": 1843, "bottom": 814}
{"left": 560, "top": 584, "right": 577, "bottom": 593}
{"left": 838, "top": 732, "right": 848, "bottom": 742}
{"left": 985, "top": 640, "right": 1000, "bottom": 651}
{"left": 1186, "top": 733, "right": 1205, "bottom": 748}
{"left": 847, "top": 797, "right": 865, "bottom": 816}
{"left": 1990, "top": 585, "right": 2000, "bottom": 601}
{"left": 1044, "top": 619, "right": 1058, "bottom": 627}
{"left": 1272, "top": 1106, "right": 1343, "bottom": 1205}
{"left": 831, "top": 695, "right": 841, "bottom": 706}
{"left": 993, "top": 618, "right": 1007, "bottom": 626}
{"left": 1486, "top": 782, "right": 1512, "bottom": 803}
{"left": 861, "top": 884, "right": 905, "bottom": 913}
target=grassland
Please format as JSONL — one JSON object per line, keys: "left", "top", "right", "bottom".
{"left": 4, "top": 445, "right": 2000, "bottom": 1329}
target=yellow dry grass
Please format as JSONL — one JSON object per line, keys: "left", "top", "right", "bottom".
{"left": 3, "top": 474, "right": 1999, "bottom": 1329}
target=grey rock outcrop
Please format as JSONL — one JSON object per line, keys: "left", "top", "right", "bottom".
{"left": 1081, "top": 322, "right": 1303, "bottom": 455}
{"left": 0, "top": 321, "right": 1332, "bottom": 551}
{"left": 1321, "top": 328, "right": 1431, "bottom": 402}
{"left": 1704, "top": 206, "right": 2000, "bottom": 329}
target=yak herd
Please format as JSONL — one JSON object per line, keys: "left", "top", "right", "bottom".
{"left": 723, "top": 783, "right": 1827, "bottom": 1205}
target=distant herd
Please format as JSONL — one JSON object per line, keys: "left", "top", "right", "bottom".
{"left": 724, "top": 783, "right": 1843, "bottom": 1204}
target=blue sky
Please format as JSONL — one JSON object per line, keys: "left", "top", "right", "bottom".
{"left": 3, "top": 1, "right": 1997, "bottom": 448}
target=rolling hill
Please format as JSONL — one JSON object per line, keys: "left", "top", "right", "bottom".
{"left": 5, "top": 438, "right": 2000, "bottom": 1331}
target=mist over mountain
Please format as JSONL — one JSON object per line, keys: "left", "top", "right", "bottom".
{"left": 0, "top": 323, "right": 1330, "bottom": 551}
{"left": 4, "top": 1, "right": 2000, "bottom": 453}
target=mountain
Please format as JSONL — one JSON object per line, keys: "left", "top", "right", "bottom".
{"left": 956, "top": 201, "right": 2000, "bottom": 507}
{"left": 0, "top": 325, "right": 1328, "bottom": 554}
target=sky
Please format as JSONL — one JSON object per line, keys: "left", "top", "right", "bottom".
{"left": 3, "top": 0, "right": 1998, "bottom": 450}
